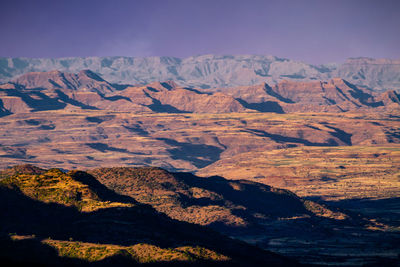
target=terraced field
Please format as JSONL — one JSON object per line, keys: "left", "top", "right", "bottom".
{"left": 199, "top": 145, "right": 400, "bottom": 200}
{"left": 1, "top": 111, "right": 399, "bottom": 173}
{"left": 1, "top": 109, "right": 399, "bottom": 265}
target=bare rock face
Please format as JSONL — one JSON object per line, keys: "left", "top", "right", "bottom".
{"left": 333, "top": 57, "right": 400, "bottom": 92}
{"left": 220, "top": 78, "right": 397, "bottom": 113}
{"left": 0, "top": 70, "right": 399, "bottom": 116}
{"left": 1, "top": 55, "right": 399, "bottom": 92}
{"left": 118, "top": 80, "right": 246, "bottom": 113}
{"left": 153, "top": 89, "right": 246, "bottom": 113}
{"left": 13, "top": 69, "right": 116, "bottom": 94}
{"left": 0, "top": 70, "right": 249, "bottom": 115}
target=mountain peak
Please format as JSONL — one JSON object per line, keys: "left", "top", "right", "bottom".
{"left": 1, "top": 55, "right": 399, "bottom": 91}
{"left": 11, "top": 70, "right": 116, "bottom": 93}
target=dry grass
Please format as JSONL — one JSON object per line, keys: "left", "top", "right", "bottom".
{"left": 199, "top": 145, "right": 400, "bottom": 200}
{"left": 0, "top": 110, "right": 398, "bottom": 173}
{"left": 0, "top": 168, "right": 133, "bottom": 212}
{"left": 43, "top": 239, "right": 230, "bottom": 263}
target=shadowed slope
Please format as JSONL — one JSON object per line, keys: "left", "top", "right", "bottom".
{"left": 88, "top": 167, "right": 351, "bottom": 235}
{"left": 0, "top": 165, "right": 296, "bottom": 266}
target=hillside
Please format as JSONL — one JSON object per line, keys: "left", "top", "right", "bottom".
{"left": 85, "top": 166, "right": 400, "bottom": 265}
{"left": 0, "top": 165, "right": 294, "bottom": 266}
{"left": 0, "top": 71, "right": 247, "bottom": 114}
{"left": 88, "top": 167, "right": 348, "bottom": 227}
{"left": 1, "top": 55, "right": 400, "bottom": 91}
{"left": 218, "top": 78, "right": 400, "bottom": 113}
{"left": 198, "top": 145, "right": 400, "bottom": 201}
{"left": 0, "top": 110, "right": 399, "bottom": 172}
{"left": 0, "top": 70, "right": 399, "bottom": 265}
{"left": 0, "top": 70, "right": 398, "bottom": 117}
{"left": 2, "top": 165, "right": 399, "bottom": 265}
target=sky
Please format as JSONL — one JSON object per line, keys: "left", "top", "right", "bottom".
{"left": 0, "top": 0, "right": 399, "bottom": 64}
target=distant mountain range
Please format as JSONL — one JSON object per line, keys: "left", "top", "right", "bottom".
{"left": 0, "top": 70, "right": 399, "bottom": 117}
{"left": 1, "top": 55, "right": 400, "bottom": 92}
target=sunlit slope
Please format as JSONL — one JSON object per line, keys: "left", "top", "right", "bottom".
{"left": 198, "top": 145, "right": 400, "bottom": 200}
{"left": 0, "top": 165, "right": 292, "bottom": 266}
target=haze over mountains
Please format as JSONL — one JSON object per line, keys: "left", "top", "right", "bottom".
{"left": 0, "top": 69, "right": 399, "bottom": 117}
{"left": 0, "top": 61, "right": 399, "bottom": 266}
{"left": 1, "top": 55, "right": 400, "bottom": 92}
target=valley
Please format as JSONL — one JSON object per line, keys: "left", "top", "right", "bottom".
{"left": 0, "top": 70, "right": 399, "bottom": 265}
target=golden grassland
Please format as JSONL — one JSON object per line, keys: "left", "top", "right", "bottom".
{"left": 44, "top": 240, "right": 230, "bottom": 263}
{"left": 0, "top": 168, "right": 133, "bottom": 212}
{"left": 199, "top": 145, "right": 400, "bottom": 200}
{"left": 1, "top": 109, "right": 399, "bottom": 172}
{"left": 0, "top": 169, "right": 234, "bottom": 264}
{"left": 7, "top": 235, "right": 230, "bottom": 263}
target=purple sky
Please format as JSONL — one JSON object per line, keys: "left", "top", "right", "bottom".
{"left": 0, "top": 0, "right": 399, "bottom": 64}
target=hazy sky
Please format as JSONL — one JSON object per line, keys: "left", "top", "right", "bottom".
{"left": 0, "top": 0, "right": 399, "bottom": 64}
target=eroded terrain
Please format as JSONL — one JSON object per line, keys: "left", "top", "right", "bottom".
{"left": 1, "top": 70, "right": 399, "bottom": 265}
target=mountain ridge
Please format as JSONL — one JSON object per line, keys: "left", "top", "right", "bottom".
{"left": 0, "top": 70, "right": 398, "bottom": 116}
{"left": 1, "top": 55, "right": 399, "bottom": 92}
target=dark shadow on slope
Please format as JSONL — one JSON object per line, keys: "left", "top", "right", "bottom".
{"left": 264, "top": 84, "right": 295, "bottom": 103}
{"left": 0, "top": 99, "right": 12, "bottom": 117}
{"left": 0, "top": 181, "right": 292, "bottom": 266}
{"left": 111, "top": 83, "right": 131, "bottom": 91}
{"left": 80, "top": 70, "right": 105, "bottom": 82}
{"left": 0, "top": 236, "right": 89, "bottom": 267}
{"left": 334, "top": 86, "right": 360, "bottom": 107}
{"left": 323, "top": 125, "right": 353, "bottom": 145}
{"left": 237, "top": 99, "right": 285, "bottom": 113}
{"left": 141, "top": 91, "right": 189, "bottom": 113}
{"left": 2, "top": 87, "right": 66, "bottom": 111}
{"left": 69, "top": 171, "right": 140, "bottom": 204}
{"left": 0, "top": 235, "right": 284, "bottom": 267}
{"left": 182, "top": 87, "right": 212, "bottom": 95}
{"left": 157, "top": 138, "right": 223, "bottom": 168}
{"left": 175, "top": 173, "right": 308, "bottom": 219}
{"left": 147, "top": 98, "right": 189, "bottom": 113}
{"left": 86, "top": 142, "right": 144, "bottom": 155}
{"left": 343, "top": 80, "right": 384, "bottom": 107}
{"left": 312, "top": 197, "right": 400, "bottom": 228}
{"left": 55, "top": 90, "right": 99, "bottom": 110}
{"left": 85, "top": 115, "right": 116, "bottom": 123}
{"left": 97, "top": 91, "right": 132, "bottom": 102}
{"left": 20, "top": 119, "right": 55, "bottom": 130}
{"left": 160, "top": 82, "right": 173, "bottom": 90}
{"left": 23, "top": 119, "right": 44, "bottom": 125}
{"left": 38, "top": 124, "right": 55, "bottom": 130}
{"left": 123, "top": 125, "right": 149, "bottom": 136}
{"left": 245, "top": 129, "right": 339, "bottom": 146}
{"left": 102, "top": 95, "right": 132, "bottom": 102}
{"left": 322, "top": 96, "right": 336, "bottom": 105}
{"left": 0, "top": 147, "right": 34, "bottom": 159}
{"left": 48, "top": 79, "right": 63, "bottom": 88}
